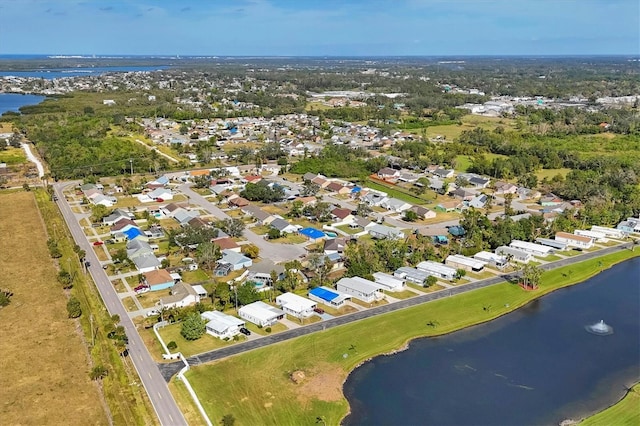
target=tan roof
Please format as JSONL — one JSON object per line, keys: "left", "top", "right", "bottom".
{"left": 213, "top": 237, "right": 240, "bottom": 251}
{"left": 144, "top": 269, "right": 174, "bottom": 286}
{"left": 556, "top": 232, "right": 592, "bottom": 243}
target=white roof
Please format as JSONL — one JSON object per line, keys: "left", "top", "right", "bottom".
{"left": 473, "top": 251, "right": 507, "bottom": 263}
{"left": 372, "top": 272, "right": 405, "bottom": 289}
{"left": 416, "top": 260, "right": 457, "bottom": 276}
{"left": 496, "top": 246, "right": 531, "bottom": 258}
{"left": 238, "top": 301, "right": 285, "bottom": 322}
{"left": 509, "top": 240, "right": 555, "bottom": 254}
{"left": 192, "top": 284, "right": 207, "bottom": 295}
{"left": 446, "top": 254, "right": 487, "bottom": 269}
{"left": 337, "top": 277, "right": 380, "bottom": 295}
{"left": 276, "top": 292, "right": 316, "bottom": 311}
{"left": 574, "top": 229, "right": 606, "bottom": 239}
{"left": 201, "top": 311, "right": 244, "bottom": 333}
{"left": 394, "top": 266, "right": 430, "bottom": 282}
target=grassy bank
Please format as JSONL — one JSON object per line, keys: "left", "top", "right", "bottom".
{"left": 580, "top": 383, "right": 640, "bottom": 426}
{"left": 34, "top": 189, "right": 158, "bottom": 425}
{"left": 178, "top": 248, "right": 640, "bottom": 425}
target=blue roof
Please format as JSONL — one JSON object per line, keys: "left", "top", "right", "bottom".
{"left": 309, "top": 287, "right": 339, "bottom": 302}
{"left": 299, "top": 227, "right": 325, "bottom": 239}
{"left": 123, "top": 227, "right": 143, "bottom": 240}
{"left": 351, "top": 186, "right": 362, "bottom": 193}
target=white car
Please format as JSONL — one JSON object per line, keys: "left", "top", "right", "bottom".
{"left": 145, "top": 309, "right": 159, "bottom": 317}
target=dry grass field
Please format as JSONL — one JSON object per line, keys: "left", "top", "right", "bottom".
{"left": 0, "top": 191, "right": 108, "bottom": 426}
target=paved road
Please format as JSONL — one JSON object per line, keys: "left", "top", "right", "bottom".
{"left": 54, "top": 182, "right": 187, "bottom": 426}
{"left": 179, "top": 184, "right": 306, "bottom": 261}
{"left": 158, "top": 241, "right": 633, "bottom": 380}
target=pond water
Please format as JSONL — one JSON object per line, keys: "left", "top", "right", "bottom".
{"left": 343, "top": 257, "right": 640, "bottom": 425}
{"left": 0, "top": 93, "right": 45, "bottom": 115}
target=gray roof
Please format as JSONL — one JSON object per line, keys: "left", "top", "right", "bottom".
{"left": 160, "top": 282, "right": 197, "bottom": 305}
{"left": 337, "top": 277, "right": 380, "bottom": 295}
{"left": 220, "top": 249, "right": 252, "bottom": 266}
{"left": 368, "top": 224, "right": 404, "bottom": 239}
{"left": 131, "top": 252, "right": 161, "bottom": 270}
{"left": 249, "top": 260, "right": 285, "bottom": 276}
{"left": 270, "top": 217, "right": 293, "bottom": 232}
{"left": 174, "top": 209, "right": 198, "bottom": 224}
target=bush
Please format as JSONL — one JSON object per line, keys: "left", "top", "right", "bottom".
{"left": 89, "top": 365, "right": 108, "bottom": 380}
{"left": 265, "top": 327, "right": 272, "bottom": 333}
{"left": 66, "top": 296, "right": 82, "bottom": 318}
{"left": 167, "top": 341, "right": 178, "bottom": 351}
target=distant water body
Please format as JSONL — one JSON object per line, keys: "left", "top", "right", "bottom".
{"left": 343, "top": 257, "right": 640, "bottom": 425}
{"left": 0, "top": 66, "right": 166, "bottom": 79}
{"left": 0, "top": 93, "right": 45, "bottom": 115}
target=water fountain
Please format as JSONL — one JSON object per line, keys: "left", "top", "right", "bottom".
{"left": 585, "top": 320, "right": 614, "bottom": 336}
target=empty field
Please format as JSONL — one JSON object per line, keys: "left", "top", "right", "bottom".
{"left": 0, "top": 191, "right": 108, "bottom": 425}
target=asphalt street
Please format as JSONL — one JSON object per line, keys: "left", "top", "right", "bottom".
{"left": 179, "top": 183, "right": 306, "bottom": 261}
{"left": 54, "top": 182, "right": 187, "bottom": 426}
{"left": 159, "top": 241, "right": 633, "bottom": 380}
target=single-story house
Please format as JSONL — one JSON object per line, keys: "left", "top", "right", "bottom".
{"left": 143, "top": 269, "right": 176, "bottom": 291}
{"left": 574, "top": 229, "right": 608, "bottom": 243}
{"left": 138, "top": 187, "right": 173, "bottom": 203}
{"left": 468, "top": 194, "right": 489, "bottom": 209}
{"left": 103, "top": 209, "right": 135, "bottom": 226}
{"left": 468, "top": 176, "right": 490, "bottom": 189}
{"left": 435, "top": 201, "right": 459, "bottom": 212}
{"left": 247, "top": 260, "right": 286, "bottom": 288}
{"left": 270, "top": 218, "right": 298, "bottom": 234}
{"left": 590, "top": 226, "right": 625, "bottom": 239}
{"left": 123, "top": 226, "right": 147, "bottom": 241}
{"left": 535, "top": 237, "right": 569, "bottom": 251}
{"left": 173, "top": 208, "right": 199, "bottom": 226}
{"left": 445, "top": 254, "right": 486, "bottom": 272}
{"left": 539, "top": 193, "right": 564, "bottom": 206}
{"left": 473, "top": 251, "right": 508, "bottom": 269}
{"left": 308, "top": 286, "right": 350, "bottom": 308}
{"left": 433, "top": 168, "right": 455, "bottom": 179}
{"left": 228, "top": 196, "right": 250, "bottom": 208}
{"left": 494, "top": 181, "right": 518, "bottom": 195}
{"left": 372, "top": 272, "right": 405, "bottom": 292}
{"left": 380, "top": 197, "right": 412, "bottom": 213}
{"left": 201, "top": 311, "right": 245, "bottom": 339}
{"left": 451, "top": 188, "right": 475, "bottom": 201}
{"left": 416, "top": 261, "right": 457, "bottom": 281}
{"left": 110, "top": 218, "right": 137, "bottom": 234}
{"left": 409, "top": 206, "right": 436, "bottom": 220}
{"left": 394, "top": 266, "right": 430, "bottom": 286}
{"left": 368, "top": 224, "right": 404, "bottom": 240}
{"left": 377, "top": 167, "right": 401, "bottom": 181}
{"left": 496, "top": 246, "right": 532, "bottom": 263}
{"left": 555, "top": 232, "right": 594, "bottom": 249}
{"left": 238, "top": 301, "right": 285, "bottom": 327}
{"left": 213, "top": 236, "right": 241, "bottom": 252}
{"left": 324, "top": 237, "right": 347, "bottom": 255}
{"left": 336, "top": 277, "right": 383, "bottom": 303}
{"left": 218, "top": 249, "right": 253, "bottom": 271}
{"left": 159, "top": 282, "right": 200, "bottom": 309}
{"left": 326, "top": 181, "right": 351, "bottom": 195}
{"left": 331, "top": 208, "right": 354, "bottom": 224}
{"left": 509, "top": 240, "right": 555, "bottom": 257}
{"left": 242, "top": 205, "right": 274, "bottom": 225}
{"left": 275, "top": 292, "right": 316, "bottom": 319}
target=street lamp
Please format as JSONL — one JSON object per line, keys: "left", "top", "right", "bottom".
{"left": 129, "top": 159, "right": 133, "bottom": 176}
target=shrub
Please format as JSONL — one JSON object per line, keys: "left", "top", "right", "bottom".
{"left": 66, "top": 296, "right": 82, "bottom": 318}
{"left": 167, "top": 341, "right": 178, "bottom": 350}
{"left": 89, "top": 365, "right": 108, "bottom": 380}
{"left": 265, "top": 327, "right": 272, "bottom": 333}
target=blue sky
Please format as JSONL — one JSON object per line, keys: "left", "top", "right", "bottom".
{"left": 1, "top": 0, "right": 638, "bottom": 56}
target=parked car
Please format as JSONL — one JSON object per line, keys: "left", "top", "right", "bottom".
{"left": 239, "top": 327, "right": 251, "bottom": 336}
{"left": 134, "top": 285, "right": 150, "bottom": 294}
{"left": 313, "top": 307, "right": 325, "bottom": 314}
{"left": 145, "top": 309, "right": 159, "bottom": 317}
{"left": 105, "top": 239, "right": 115, "bottom": 244}
{"left": 93, "top": 240, "right": 104, "bottom": 246}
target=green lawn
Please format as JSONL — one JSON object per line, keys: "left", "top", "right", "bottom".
{"left": 157, "top": 322, "right": 244, "bottom": 357}
{"left": 181, "top": 269, "right": 210, "bottom": 284}
{"left": 336, "top": 224, "right": 362, "bottom": 235}
{"left": 535, "top": 168, "right": 572, "bottom": 180}
{"left": 177, "top": 249, "right": 640, "bottom": 426}
{"left": 365, "top": 180, "right": 428, "bottom": 205}
{"left": 384, "top": 289, "right": 417, "bottom": 300}
{"left": 0, "top": 147, "right": 27, "bottom": 164}
{"left": 580, "top": 383, "right": 640, "bottom": 426}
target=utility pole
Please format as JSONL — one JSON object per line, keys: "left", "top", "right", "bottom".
{"left": 129, "top": 159, "right": 133, "bottom": 176}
